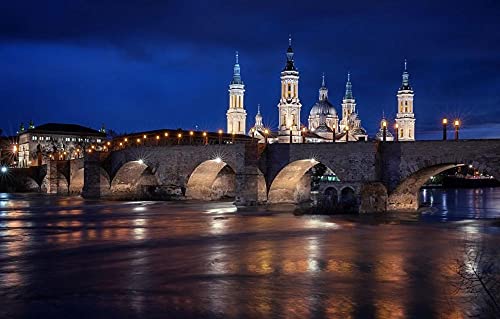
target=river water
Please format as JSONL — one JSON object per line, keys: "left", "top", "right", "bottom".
{"left": 0, "top": 188, "right": 499, "bottom": 318}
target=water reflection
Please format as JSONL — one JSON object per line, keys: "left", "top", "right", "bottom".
{"left": 0, "top": 192, "right": 497, "bottom": 318}
{"left": 420, "top": 187, "right": 500, "bottom": 220}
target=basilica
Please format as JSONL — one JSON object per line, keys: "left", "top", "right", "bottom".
{"left": 226, "top": 37, "right": 415, "bottom": 143}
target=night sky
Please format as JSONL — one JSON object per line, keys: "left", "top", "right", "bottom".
{"left": 1, "top": 1, "right": 499, "bottom": 139}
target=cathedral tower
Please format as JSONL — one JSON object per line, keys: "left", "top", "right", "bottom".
{"left": 226, "top": 51, "right": 247, "bottom": 135}
{"left": 277, "top": 36, "right": 302, "bottom": 143}
{"left": 339, "top": 72, "right": 356, "bottom": 131}
{"left": 395, "top": 60, "right": 415, "bottom": 141}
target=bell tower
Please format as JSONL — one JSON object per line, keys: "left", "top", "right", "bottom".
{"left": 226, "top": 51, "right": 247, "bottom": 135}
{"left": 395, "top": 60, "right": 415, "bottom": 141}
{"left": 277, "top": 35, "right": 302, "bottom": 143}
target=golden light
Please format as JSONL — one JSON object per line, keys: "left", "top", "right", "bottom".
{"left": 63, "top": 151, "right": 67, "bottom": 155}
{"left": 382, "top": 120, "right": 387, "bottom": 128}
{"left": 107, "top": 141, "right": 111, "bottom": 146}
{"left": 91, "top": 145, "right": 95, "bottom": 149}
{"left": 88, "top": 149, "right": 92, "bottom": 153}
{"left": 302, "top": 127, "right": 306, "bottom": 132}
{"left": 345, "top": 126, "right": 349, "bottom": 131}
{"left": 119, "top": 142, "right": 123, "bottom": 146}
{"left": 143, "top": 134, "right": 147, "bottom": 139}
{"left": 442, "top": 118, "right": 448, "bottom": 125}
{"left": 164, "top": 132, "right": 169, "bottom": 137}
{"left": 264, "top": 129, "right": 269, "bottom": 135}
{"left": 454, "top": 119, "right": 460, "bottom": 127}
{"left": 76, "top": 149, "right": 80, "bottom": 152}
{"left": 189, "top": 131, "right": 194, "bottom": 136}
{"left": 156, "top": 135, "right": 160, "bottom": 140}
{"left": 218, "top": 129, "right": 223, "bottom": 134}
{"left": 124, "top": 138, "right": 128, "bottom": 142}
{"left": 202, "top": 132, "right": 207, "bottom": 137}
{"left": 395, "top": 123, "right": 399, "bottom": 129}
{"left": 177, "top": 133, "right": 182, "bottom": 138}
{"left": 13, "top": 145, "right": 17, "bottom": 153}
{"left": 137, "top": 138, "right": 141, "bottom": 143}
{"left": 251, "top": 128, "right": 255, "bottom": 133}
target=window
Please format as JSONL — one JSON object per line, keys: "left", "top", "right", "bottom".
{"left": 405, "top": 101, "right": 408, "bottom": 106}
{"left": 97, "top": 139, "right": 102, "bottom": 143}
{"left": 409, "top": 128, "right": 412, "bottom": 138}
{"left": 400, "top": 129, "right": 404, "bottom": 138}
{"left": 71, "top": 138, "right": 76, "bottom": 142}
{"left": 287, "top": 83, "right": 292, "bottom": 98}
{"left": 39, "top": 137, "right": 44, "bottom": 141}
{"left": 46, "top": 136, "right": 51, "bottom": 141}
{"left": 32, "top": 136, "right": 37, "bottom": 141}
{"left": 238, "top": 121, "right": 241, "bottom": 132}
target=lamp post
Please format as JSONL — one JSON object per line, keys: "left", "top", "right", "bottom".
{"left": 251, "top": 128, "right": 255, "bottom": 143}
{"left": 202, "top": 132, "right": 207, "bottom": 145}
{"left": 218, "top": 129, "right": 223, "bottom": 145}
{"left": 332, "top": 127, "right": 336, "bottom": 143}
{"left": 345, "top": 126, "right": 349, "bottom": 142}
{"left": 301, "top": 127, "right": 306, "bottom": 143}
{"left": 442, "top": 118, "right": 448, "bottom": 140}
{"left": 264, "top": 129, "right": 269, "bottom": 144}
{"left": 289, "top": 128, "right": 293, "bottom": 144}
{"left": 382, "top": 120, "right": 387, "bottom": 142}
{"left": 454, "top": 120, "right": 460, "bottom": 141}
{"left": 232, "top": 132, "right": 235, "bottom": 144}
{"left": 189, "top": 131, "right": 194, "bottom": 144}
{"left": 394, "top": 123, "right": 399, "bottom": 142}
{"left": 177, "top": 133, "right": 182, "bottom": 145}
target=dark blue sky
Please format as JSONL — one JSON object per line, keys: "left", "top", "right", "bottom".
{"left": 1, "top": 0, "right": 499, "bottom": 139}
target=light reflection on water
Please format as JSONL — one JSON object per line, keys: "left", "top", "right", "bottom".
{"left": 0, "top": 192, "right": 498, "bottom": 318}
{"left": 420, "top": 187, "right": 500, "bottom": 220}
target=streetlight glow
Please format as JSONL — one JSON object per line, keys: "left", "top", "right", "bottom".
{"left": 1, "top": 166, "right": 7, "bottom": 174}
{"left": 138, "top": 159, "right": 144, "bottom": 165}
{"left": 214, "top": 157, "right": 222, "bottom": 163}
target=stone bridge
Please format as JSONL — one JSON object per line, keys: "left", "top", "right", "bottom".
{"left": 20, "top": 139, "right": 500, "bottom": 212}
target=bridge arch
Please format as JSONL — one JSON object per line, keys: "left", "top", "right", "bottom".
{"left": 387, "top": 161, "right": 499, "bottom": 211}
{"left": 268, "top": 159, "right": 336, "bottom": 204}
{"left": 111, "top": 160, "right": 158, "bottom": 195}
{"left": 186, "top": 159, "right": 237, "bottom": 200}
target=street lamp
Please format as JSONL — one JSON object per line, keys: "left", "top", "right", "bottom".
{"left": 177, "top": 133, "right": 182, "bottom": 145}
{"left": 394, "top": 123, "right": 399, "bottom": 142}
{"left": 301, "top": 127, "right": 306, "bottom": 143}
{"left": 264, "top": 129, "right": 269, "bottom": 144}
{"left": 202, "top": 132, "right": 208, "bottom": 145}
{"left": 442, "top": 118, "right": 448, "bottom": 140}
{"left": 189, "top": 131, "right": 194, "bottom": 144}
{"left": 454, "top": 119, "right": 460, "bottom": 140}
{"left": 1, "top": 166, "right": 7, "bottom": 174}
{"left": 250, "top": 128, "right": 255, "bottom": 142}
{"left": 218, "top": 129, "right": 223, "bottom": 145}
{"left": 345, "top": 126, "right": 349, "bottom": 142}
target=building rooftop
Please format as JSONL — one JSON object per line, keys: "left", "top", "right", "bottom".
{"left": 24, "top": 123, "right": 104, "bottom": 136}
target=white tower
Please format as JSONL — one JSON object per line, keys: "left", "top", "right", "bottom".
{"left": 339, "top": 72, "right": 356, "bottom": 132}
{"left": 395, "top": 60, "right": 415, "bottom": 141}
{"left": 277, "top": 36, "right": 302, "bottom": 143}
{"left": 226, "top": 51, "right": 247, "bottom": 135}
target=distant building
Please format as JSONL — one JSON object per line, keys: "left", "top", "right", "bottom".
{"left": 17, "top": 122, "right": 106, "bottom": 167}
{"left": 395, "top": 60, "right": 415, "bottom": 141}
{"left": 226, "top": 52, "right": 247, "bottom": 135}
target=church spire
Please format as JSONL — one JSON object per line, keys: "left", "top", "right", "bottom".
{"left": 255, "top": 104, "right": 263, "bottom": 128}
{"left": 400, "top": 59, "right": 411, "bottom": 90}
{"left": 319, "top": 73, "right": 328, "bottom": 101}
{"left": 231, "top": 51, "right": 243, "bottom": 85}
{"left": 284, "top": 34, "right": 297, "bottom": 71}
{"left": 344, "top": 72, "right": 353, "bottom": 100}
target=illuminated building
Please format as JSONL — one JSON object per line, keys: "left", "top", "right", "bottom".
{"left": 16, "top": 123, "right": 106, "bottom": 167}
{"left": 395, "top": 60, "right": 416, "bottom": 141}
{"left": 226, "top": 51, "right": 247, "bottom": 135}
{"left": 277, "top": 36, "right": 303, "bottom": 143}
{"left": 308, "top": 74, "right": 339, "bottom": 140}
{"left": 338, "top": 73, "right": 368, "bottom": 141}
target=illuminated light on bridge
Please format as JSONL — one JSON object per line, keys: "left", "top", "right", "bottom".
{"left": 137, "top": 159, "right": 144, "bottom": 165}
{"left": 1, "top": 166, "right": 8, "bottom": 174}
{"left": 214, "top": 157, "right": 222, "bottom": 163}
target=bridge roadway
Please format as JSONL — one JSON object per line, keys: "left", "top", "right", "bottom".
{"left": 32, "top": 139, "right": 500, "bottom": 212}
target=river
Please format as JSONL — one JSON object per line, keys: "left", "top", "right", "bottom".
{"left": 0, "top": 188, "right": 499, "bottom": 318}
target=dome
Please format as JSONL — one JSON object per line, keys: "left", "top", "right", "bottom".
{"left": 309, "top": 100, "right": 337, "bottom": 117}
